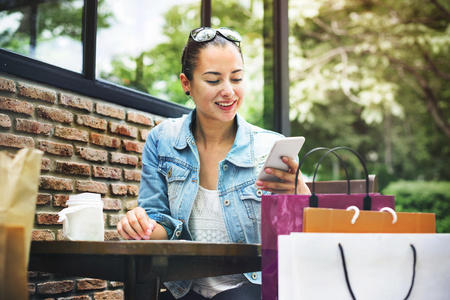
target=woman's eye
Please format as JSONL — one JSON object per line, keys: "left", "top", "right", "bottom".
{"left": 207, "top": 80, "right": 220, "bottom": 84}
{"left": 232, "top": 78, "right": 243, "bottom": 82}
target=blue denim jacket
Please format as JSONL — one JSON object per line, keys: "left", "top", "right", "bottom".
{"left": 138, "top": 109, "right": 283, "bottom": 298}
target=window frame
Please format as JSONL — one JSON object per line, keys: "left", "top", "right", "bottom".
{"left": 0, "top": 0, "right": 289, "bottom": 131}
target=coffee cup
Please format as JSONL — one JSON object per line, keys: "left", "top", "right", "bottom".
{"left": 58, "top": 193, "right": 104, "bottom": 241}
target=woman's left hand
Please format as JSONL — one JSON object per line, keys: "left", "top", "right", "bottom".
{"left": 256, "top": 156, "right": 311, "bottom": 195}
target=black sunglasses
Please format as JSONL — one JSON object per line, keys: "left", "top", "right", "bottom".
{"left": 190, "top": 27, "right": 242, "bottom": 44}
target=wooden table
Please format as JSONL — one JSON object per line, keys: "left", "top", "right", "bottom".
{"left": 29, "top": 240, "right": 261, "bottom": 300}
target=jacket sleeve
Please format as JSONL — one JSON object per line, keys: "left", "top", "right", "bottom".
{"left": 137, "top": 123, "right": 178, "bottom": 239}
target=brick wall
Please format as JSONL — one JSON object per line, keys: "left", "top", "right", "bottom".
{"left": 0, "top": 71, "right": 167, "bottom": 299}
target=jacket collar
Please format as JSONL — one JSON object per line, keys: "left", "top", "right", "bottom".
{"left": 174, "top": 110, "right": 255, "bottom": 167}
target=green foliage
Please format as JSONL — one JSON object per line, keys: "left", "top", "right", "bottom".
{"left": 289, "top": 0, "right": 450, "bottom": 181}
{"left": 0, "top": 0, "right": 112, "bottom": 54}
{"left": 100, "top": 0, "right": 268, "bottom": 127}
{"left": 382, "top": 181, "right": 450, "bottom": 233}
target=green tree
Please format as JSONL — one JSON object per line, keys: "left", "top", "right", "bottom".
{"left": 0, "top": 0, "right": 112, "bottom": 56}
{"left": 100, "top": 0, "right": 267, "bottom": 126}
{"left": 289, "top": 0, "right": 450, "bottom": 182}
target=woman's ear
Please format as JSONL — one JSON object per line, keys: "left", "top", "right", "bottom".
{"left": 180, "top": 73, "right": 190, "bottom": 94}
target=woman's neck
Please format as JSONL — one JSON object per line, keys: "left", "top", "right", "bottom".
{"left": 193, "top": 115, "right": 237, "bottom": 150}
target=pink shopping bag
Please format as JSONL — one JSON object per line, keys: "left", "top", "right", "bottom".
{"left": 261, "top": 147, "right": 395, "bottom": 300}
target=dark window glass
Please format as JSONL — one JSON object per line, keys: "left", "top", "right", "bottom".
{"left": 0, "top": 0, "right": 84, "bottom": 73}
{"left": 97, "top": 0, "right": 201, "bottom": 106}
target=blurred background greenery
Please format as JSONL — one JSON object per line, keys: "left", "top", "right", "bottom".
{"left": 1, "top": 0, "right": 448, "bottom": 231}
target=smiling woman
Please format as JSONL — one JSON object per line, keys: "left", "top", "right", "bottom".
{"left": 116, "top": 26, "right": 311, "bottom": 300}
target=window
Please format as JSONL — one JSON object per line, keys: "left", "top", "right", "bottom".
{"left": 0, "top": 0, "right": 84, "bottom": 72}
{"left": 0, "top": 0, "right": 289, "bottom": 131}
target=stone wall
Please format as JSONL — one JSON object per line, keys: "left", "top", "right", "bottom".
{"left": 0, "top": 71, "right": 167, "bottom": 299}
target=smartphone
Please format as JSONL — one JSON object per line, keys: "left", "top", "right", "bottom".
{"left": 257, "top": 136, "right": 305, "bottom": 182}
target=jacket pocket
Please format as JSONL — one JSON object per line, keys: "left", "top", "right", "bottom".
{"left": 239, "top": 184, "right": 267, "bottom": 222}
{"left": 159, "top": 160, "right": 190, "bottom": 202}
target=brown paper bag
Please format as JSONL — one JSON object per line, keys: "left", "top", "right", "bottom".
{"left": 0, "top": 225, "right": 28, "bottom": 300}
{"left": 0, "top": 148, "right": 43, "bottom": 266}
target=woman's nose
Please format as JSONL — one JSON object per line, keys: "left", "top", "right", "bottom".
{"left": 220, "top": 81, "right": 235, "bottom": 98}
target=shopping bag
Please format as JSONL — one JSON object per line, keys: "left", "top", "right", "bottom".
{"left": 0, "top": 224, "right": 28, "bottom": 300}
{"left": 278, "top": 233, "right": 450, "bottom": 300}
{"left": 303, "top": 206, "right": 436, "bottom": 233}
{"left": 0, "top": 148, "right": 43, "bottom": 266}
{"left": 261, "top": 147, "right": 395, "bottom": 300}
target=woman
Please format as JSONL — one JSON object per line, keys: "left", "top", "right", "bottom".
{"left": 117, "top": 27, "right": 310, "bottom": 299}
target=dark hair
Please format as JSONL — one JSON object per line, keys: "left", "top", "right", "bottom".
{"left": 181, "top": 34, "right": 243, "bottom": 81}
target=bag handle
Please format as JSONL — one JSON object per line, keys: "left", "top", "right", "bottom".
{"left": 338, "top": 243, "right": 417, "bottom": 300}
{"left": 315, "top": 147, "right": 372, "bottom": 210}
{"left": 294, "top": 147, "right": 350, "bottom": 195}
{"left": 295, "top": 147, "right": 373, "bottom": 210}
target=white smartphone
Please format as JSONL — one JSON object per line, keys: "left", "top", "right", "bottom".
{"left": 257, "top": 136, "right": 306, "bottom": 182}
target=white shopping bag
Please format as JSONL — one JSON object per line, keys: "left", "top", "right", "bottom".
{"left": 278, "top": 233, "right": 450, "bottom": 300}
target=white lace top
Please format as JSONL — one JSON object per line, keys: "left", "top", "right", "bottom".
{"left": 188, "top": 186, "right": 248, "bottom": 298}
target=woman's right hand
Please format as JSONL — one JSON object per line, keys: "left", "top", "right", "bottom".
{"left": 117, "top": 207, "right": 158, "bottom": 240}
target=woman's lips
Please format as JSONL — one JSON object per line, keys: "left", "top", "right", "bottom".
{"left": 215, "top": 100, "right": 237, "bottom": 110}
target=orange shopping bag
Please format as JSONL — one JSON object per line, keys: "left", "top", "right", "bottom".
{"left": 303, "top": 206, "right": 435, "bottom": 233}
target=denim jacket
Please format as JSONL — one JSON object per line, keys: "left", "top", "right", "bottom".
{"left": 138, "top": 109, "right": 283, "bottom": 298}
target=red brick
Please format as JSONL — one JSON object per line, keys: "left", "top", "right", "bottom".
{"left": 122, "top": 140, "right": 144, "bottom": 153}
{"left": 0, "top": 97, "right": 33, "bottom": 115}
{"left": 39, "top": 176, "right": 73, "bottom": 191}
{"left": 56, "top": 230, "right": 64, "bottom": 240}
{"left": 0, "top": 77, "right": 16, "bottom": 92}
{"left": 126, "top": 200, "right": 138, "bottom": 211}
{"left": 76, "top": 278, "right": 107, "bottom": 291}
{"left": 57, "top": 296, "right": 91, "bottom": 300}
{"left": 32, "top": 229, "right": 55, "bottom": 241}
{"left": 108, "top": 214, "right": 122, "bottom": 227}
{"left": 55, "top": 161, "right": 91, "bottom": 176}
{"left": 127, "top": 112, "right": 153, "bottom": 126}
{"left": 18, "top": 82, "right": 57, "bottom": 103}
{"left": 76, "top": 114, "right": 107, "bottom": 130}
{"left": 76, "top": 147, "right": 108, "bottom": 162}
{"left": 37, "top": 193, "right": 52, "bottom": 205}
{"left": 127, "top": 185, "right": 139, "bottom": 196}
{"left": 0, "top": 113, "right": 11, "bottom": 127}
{"left": 140, "top": 129, "right": 151, "bottom": 140}
{"left": 102, "top": 198, "right": 122, "bottom": 211}
{"left": 123, "top": 169, "right": 141, "bottom": 182}
{"left": 53, "top": 194, "right": 70, "bottom": 207}
{"left": 96, "top": 103, "right": 125, "bottom": 120}
{"left": 92, "top": 166, "right": 122, "bottom": 179}
{"left": 110, "top": 152, "right": 138, "bottom": 166}
{"left": 109, "top": 122, "right": 138, "bottom": 138}
{"left": 37, "top": 105, "right": 73, "bottom": 123}
{"left": 76, "top": 180, "right": 108, "bottom": 194}
{"left": 28, "top": 271, "right": 51, "bottom": 279}
{"left": 36, "top": 280, "right": 73, "bottom": 294}
{"left": 91, "top": 133, "right": 120, "bottom": 148}
{"left": 109, "top": 282, "right": 124, "bottom": 288}
{"left": 16, "top": 118, "right": 53, "bottom": 136}
{"left": 36, "top": 212, "right": 60, "bottom": 225}
{"left": 41, "top": 157, "right": 51, "bottom": 171}
{"left": 60, "top": 94, "right": 93, "bottom": 112}
{"left": 111, "top": 184, "right": 127, "bottom": 195}
{"left": 54, "top": 125, "right": 89, "bottom": 142}
{"left": 104, "top": 230, "right": 122, "bottom": 241}
{"left": 28, "top": 283, "right": 36, "bottom": 294}
{"left": 93, "top": 290, "right": 124, "bottom": 300}
{"left": 0, "top": 133, "right": 34, "bottom": 148}
{"left": 38, "top": 140, "right": 73, "bottom": 156}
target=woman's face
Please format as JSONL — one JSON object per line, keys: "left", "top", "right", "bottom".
{"left": 185, "top": 43, "right": 245, "bottom": 124}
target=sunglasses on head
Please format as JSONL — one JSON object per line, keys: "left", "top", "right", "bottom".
{"left": 190, "top": 27, "right": 242, "bottom": 44}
